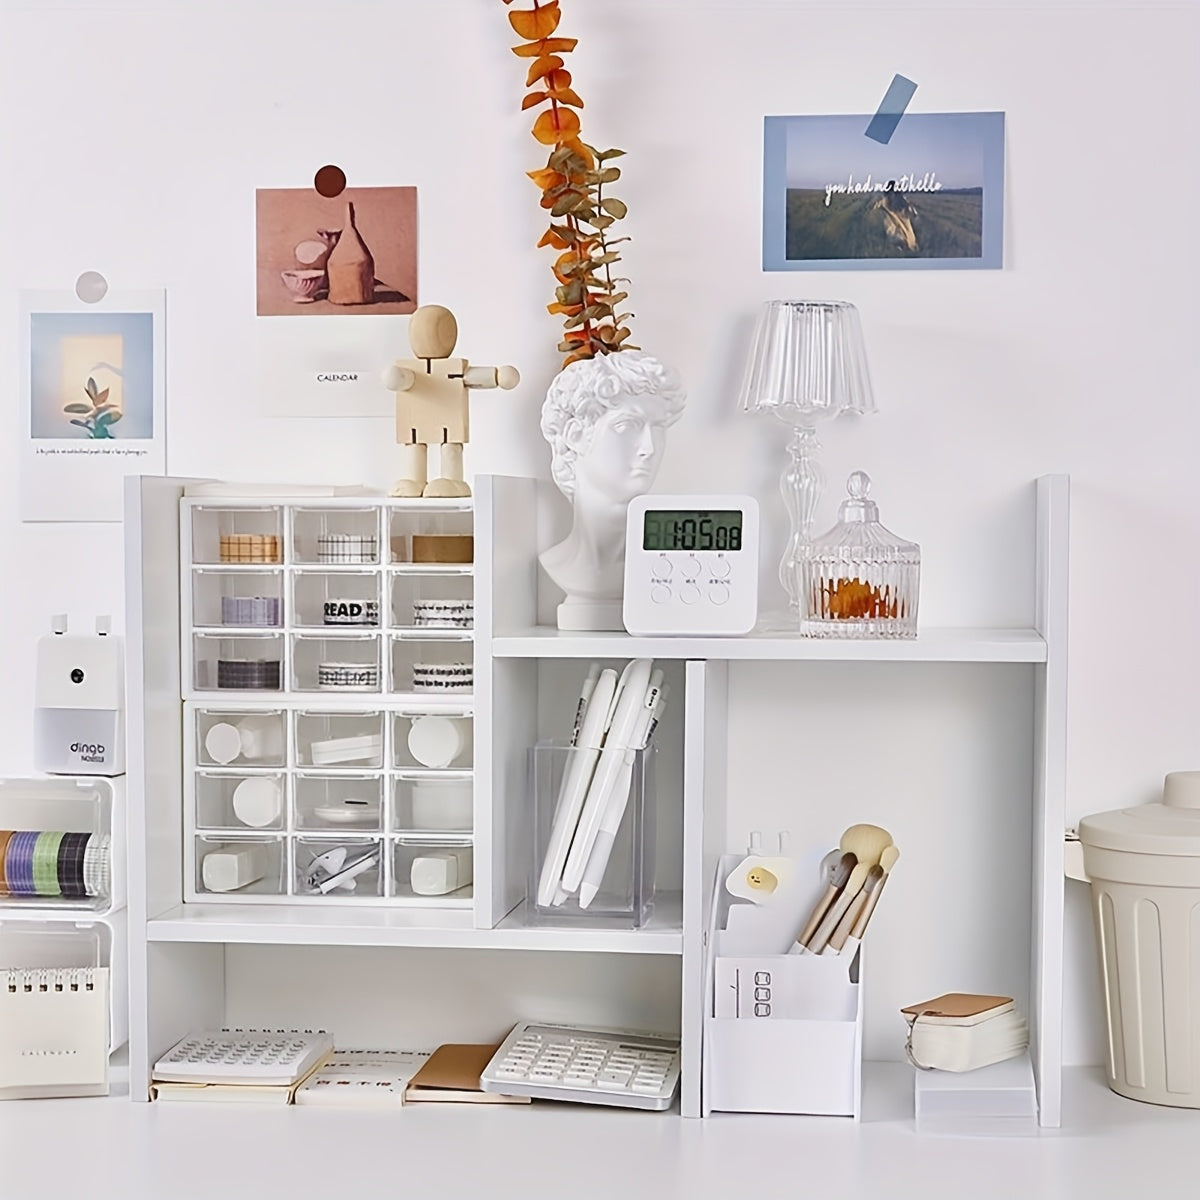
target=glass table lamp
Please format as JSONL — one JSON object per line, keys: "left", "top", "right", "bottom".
{"left": 737, "top": 300, "right": 876, "bottom": 616}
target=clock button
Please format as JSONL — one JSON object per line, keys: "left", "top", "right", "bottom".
{"left": 651, "top": 584, "right": 672, "bottom": 605}
{"left": 708, "top": 583, "right": 730, "bottom": 606}
{"left": 680, "top": 558, "right": 701, "bottom": 580}
{"left": 710, "top": 557, "right": 731, "bottom": 580}
{"left": 680, "top": 584, "right": 701, "bottom": 605}
{"left": 651, "top": 557, "right": 672, "bottom": 580}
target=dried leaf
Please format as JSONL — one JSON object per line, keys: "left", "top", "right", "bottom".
{"left": 605, "top": 291, "right": 629, "bottom": 306}
{"left": 588, "top": 214, "right": 614, "bottom": 230}
{"left": 593, "top": 168, "right": 621, "bottom": 184}
{"left": 543, "top": 68, "right": 573, "bottom": 91}
{"left": 563, "top": 350, "right": 592, "bottom": 366}
{"left": 548, "top": 86, "right": 584, "bottom": 108}
{"left": 525, "top": 54, "right": 563, "bottom": 86}
{"left": 508, "top": 1, "right": 560, "bottom": 41}
{"left": 600, "top": 197, "right": 627, "bottom": 219}
{"left": 521, "top": 90, "right": 548, "bottom": 110}
{"left": 537, "top": 227, "right": 572, "bottom": 250}
{"left": 550, "top": 192, "right": 580, "bottom": 217}
{"left": 527, "top": 167, "right": 564, "bottom": 189}
{"left": 546, "top": 301, "right": 582, "bottom": 315}
{"left": 511, "top": 36, "right": 578, "bottom": 57}
{"left": 532, "top": 107, "right": 581, "bottom": 145}
{"left": 563, "top": 330, "right": 589, "bottom": 343}
{"left": 596, "top": 148, "right": 627, "bottom": 161}
{"left": 593, "top": 252, "right": 621, "bottom": 266}
{"left": 562, "top": 311, "right": 589, "bottom": 330}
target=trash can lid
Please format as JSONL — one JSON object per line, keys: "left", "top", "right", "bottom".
{"left": 1079, "top": 771, "right": 1200, "bottom": 856}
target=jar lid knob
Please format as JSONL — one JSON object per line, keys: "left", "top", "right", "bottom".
{"left": 840, "top": 471, "right": 879, "bottom": 522}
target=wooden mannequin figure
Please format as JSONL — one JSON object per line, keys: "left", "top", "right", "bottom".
{"left": 382, "top": 305, "right": 520, "bottom": 498}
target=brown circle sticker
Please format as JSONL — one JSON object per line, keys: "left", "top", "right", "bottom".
{"left": 313, "top": 164, "right": 347, "bottom": 198}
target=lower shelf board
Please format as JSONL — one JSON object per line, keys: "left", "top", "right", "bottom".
{"left": 144, "top": 891, "right": 683, "bottom": 953}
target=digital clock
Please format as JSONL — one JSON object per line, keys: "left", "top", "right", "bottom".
{"left": 623, "top": 495, "right": 759, "bottom": 636}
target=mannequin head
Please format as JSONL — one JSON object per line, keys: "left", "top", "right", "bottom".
{"left": 541, "top": 351, "right": 686, "bottom": 506}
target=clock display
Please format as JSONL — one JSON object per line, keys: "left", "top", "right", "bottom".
{"left": 643, "top": 510, "right": 743, "bottom": 553}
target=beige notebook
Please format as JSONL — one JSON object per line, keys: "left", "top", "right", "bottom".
{"left": 405, "top": 1043, "right": 530, "bottom": 1104}
{"left": 0, "top": 967, "right": 109, "bottom": 1099}
{"left": 901, "top": 993, "right": 1014, "bottom": 1026}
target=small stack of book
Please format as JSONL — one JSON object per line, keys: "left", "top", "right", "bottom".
{"left": 901, "top": 993, "right": 1029, "bottom": 1072}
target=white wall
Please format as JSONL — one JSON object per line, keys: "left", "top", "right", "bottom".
{"left": 2, "top": 0, "right": 1197, "bottom": 1067}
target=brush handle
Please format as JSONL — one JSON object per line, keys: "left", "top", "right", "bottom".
{"left": 796, "top": 883, "right": 839, "bottom": 948}
{"left": 808, "top": 863, "right": 869, "bottom": 953}
{"left": 827, "top": 889, "right": 870, "bottom": 952}
{"left": 850, "top": 873, "right": 890, "bottom": 940}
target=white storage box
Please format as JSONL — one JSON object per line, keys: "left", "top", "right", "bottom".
{"left": 914, "top": 1051, "right": 1038, "bottom": 1136}
{"left": 704, "top": 853, "right": 863, "bottom": 1117}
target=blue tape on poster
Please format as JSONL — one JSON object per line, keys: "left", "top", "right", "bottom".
{"left": 865, "top": 75, "right": 918, "bottom": 144}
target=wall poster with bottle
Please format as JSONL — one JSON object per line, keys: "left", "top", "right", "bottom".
{"left": 254, "top": 186, "right": 418, "bottom": 316}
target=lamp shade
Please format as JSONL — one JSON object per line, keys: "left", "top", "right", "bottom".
{"left": 737, "top": 300, "right": 875, "bottom": 423}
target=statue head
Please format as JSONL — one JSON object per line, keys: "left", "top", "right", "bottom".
{"left": 541, "top": 351, "right": 686, "bottom": 505}
{"left": 408, "top": 305, "right": 458, "bottom": 359}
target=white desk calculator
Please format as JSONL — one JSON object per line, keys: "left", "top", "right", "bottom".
{"left": 623, "top": 495, "right": 759, "bottom": 636}
{"left": 480, "top": 1020, "right": 681, "bottom": 1110}
{"left": 153, "top": 1029, "right": 334, "bottom": 1086}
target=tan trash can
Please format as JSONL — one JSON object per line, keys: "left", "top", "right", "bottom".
{"left": 1078, "top": 771, "right": 1200, "bottom": 1108}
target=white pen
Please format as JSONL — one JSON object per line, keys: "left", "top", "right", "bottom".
{"left": 569, "top": 664, "right": 601, "bottom": 747}
{"left": 561, "top": 660, "right": 654, "bottom": 896}
{"left": 577, "top": 672, "right": 664, "bottom": 908}
{"left": 536, "top": 667, "right": 618, "bottom": 908}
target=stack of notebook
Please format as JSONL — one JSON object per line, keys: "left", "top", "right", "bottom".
{"left": 901, "top": 993, "right": 1029, "bottom": 1072}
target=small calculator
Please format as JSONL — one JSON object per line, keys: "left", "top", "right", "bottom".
{"left": 480, "top": 1021, "right": 681, "bottom": 1110}
{"left": 153, "top": 1029, "right": 334, "bottom": 1087}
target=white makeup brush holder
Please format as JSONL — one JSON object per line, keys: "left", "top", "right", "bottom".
{"left": 704, "top": 851, "right": 863, "bottom": 1117}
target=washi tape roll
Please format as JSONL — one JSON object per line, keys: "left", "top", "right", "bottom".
{"left": 411, "top": 662, "right": 473, "bottom": 692}
{"left": 316, "top": 662, "right": 379, "bottom": 690}
{"left": 83, "top": 835, "right": 111, "bottom": 898}
{"left": 317, "top": 534, "right": 377, "bottom": 564}
{"left": 412, "top": 600, "right": 474, "bottom": 629}
{"left": 56, "top": 831, "right": 91, "bottom": 899}
{"left": 217, "top": 659, "right": 282, "bottom": 690}
{"left": 219, "top": 534, "right": 281, "bottom": 564}
{"left": 323, "top": 599, "right": 380, "bottom": 627}
{"left": 221, "top": 596, "right": 281, "bottom": 627}
{"left": 7, "top": 831, "right": 38, "bottom": 896}
{"left": 0, "top": 830, "right": 11, "bottom": 896}
{"left": 32, "top": 831, "right": 65, "bottom": 897}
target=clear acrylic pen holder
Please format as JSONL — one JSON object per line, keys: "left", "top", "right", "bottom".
{"left": 527, "top": 739, "right": 655, "bottom": 929}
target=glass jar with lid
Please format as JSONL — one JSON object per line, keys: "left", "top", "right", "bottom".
{"left": 799, "top": 471, "right": 919, "bottom": 638}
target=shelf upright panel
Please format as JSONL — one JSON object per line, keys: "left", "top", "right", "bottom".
{"left": 681, "top": 658, "right": 729, "bottom": 1120}
{"left": 128, "top": 475, "right": 228, "bottom": 1100}
{"left": 1032, "top": 473, "right": 1070, "bottom": 1128}
{"left": 475, "top": 475, "right": 540, "bottom": 929}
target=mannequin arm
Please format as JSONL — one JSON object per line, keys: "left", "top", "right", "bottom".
{"left": 382, "top": 363, "right": 416, "bottom": 392}
{"left": 464, "top": 364, "right": 520, "bottom": 391}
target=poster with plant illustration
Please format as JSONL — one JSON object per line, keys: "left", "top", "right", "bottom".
{"left": 20, "top": 291, "right": 166, "bottom": 522}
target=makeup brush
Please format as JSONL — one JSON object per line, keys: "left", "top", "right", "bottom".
{"left": 827, "top": 863, "right": 884, "bottom": 953}
{"left": 850, "top": 845, "right": 899, "bottom": 940}
{"left": 807, "top": 860, "right": 871, "bottom": 953}
{"left": 796, "top": 851, "right": 855, "bottom": 948}
{"left": 839, "top": 823, "right": 893, "bottom": 870}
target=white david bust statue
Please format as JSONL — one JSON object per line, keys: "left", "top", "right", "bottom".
{"left": 539, "top": 351, "right": 687, "bottom": 630}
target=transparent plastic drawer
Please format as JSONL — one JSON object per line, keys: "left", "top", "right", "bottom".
{"left": 393, "top": 777, "right": 473, "bottom": 835}
{"left": 388, "top": 572, "right": 474, "bottom": 630}
{"left": 293, "top": 569, "right": 381, "bottom": 630}
{"left": 393, "top": 838, "right": 473, "bottom": 902}
{"left": 194, "top": 836, "right": 286, "bottom": 897}
{"left": 392, "top": 711, "right": 473, "bottom": 770}
{"left": 195, "top": 709, "right": 287, "bottom": 768}
{"left": 193, "top": 633, "right": 284, "bottom": 693}
{"left": 190, "top": 505, "right": 283, "bottom": 566}
{"left": 292, "top": 508, "right": 381, "bottom": 566}
{"left": 191, "top": 569, "right": 283, "bottom": 629}
{"left": 292, "top": 634, "right": 380, "bottom": 694}
{"left": 389, "top": 637, "right": 473, "bottom": 697}
{"left": 388, "top": 507, "right": 473, "bottom": 565}
{"left": 294, "top": 837, "right": 384, "bottom": 899}
{"left": 294, "top": 710, "right": 384, "bottom": 769}
{"left": 194, "top": 771, "right": 286, "bottom": 832}
{"left": 294, "top": 774, "right": 384, "bottom": 834}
